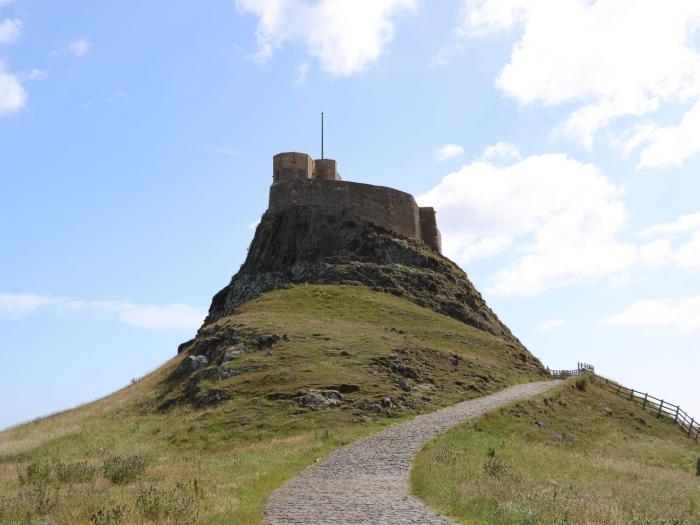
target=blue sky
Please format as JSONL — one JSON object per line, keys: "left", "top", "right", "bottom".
{"left": 1, "top": 0, "right": 699, "bottom": 430}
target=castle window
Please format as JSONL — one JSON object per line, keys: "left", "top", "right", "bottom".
{"left": 283, "top": 169, "right": 294, "bottom": 181}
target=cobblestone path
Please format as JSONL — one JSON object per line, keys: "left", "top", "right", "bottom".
{"left": 265, "top": 380, "right": 559, "bottom": 525}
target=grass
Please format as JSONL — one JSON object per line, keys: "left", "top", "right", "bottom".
{"left": 411, "top": 375, "right": 700, "bottom": 525}
{"left": 0, "top": 284, "right": 542, "bottom": 524}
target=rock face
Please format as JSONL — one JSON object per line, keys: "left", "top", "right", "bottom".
{"left": 203, "top": 205, "right": 525, "bottom": 349}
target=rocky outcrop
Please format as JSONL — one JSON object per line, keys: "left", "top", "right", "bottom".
{"left": 202, "top": 206, "right": 525, "bottom": 349}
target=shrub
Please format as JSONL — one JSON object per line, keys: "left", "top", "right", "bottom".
{"left": 483, "top": 447, "right": 509, "bottom": 478}
{"left": 102, "top": 455, "right": 148, "bottom": 485}
{"left": 90, "top": 504, "right": 128, "bottom": 525}
{"left": 17, "top": 461, "right": 51, "bottom": 486}
{"left": 575, "top": 377, "right": 588, "bottom": 391}
{"left": 135, "top": 481, "right": 202, "bottom": 524}
{"left": 56, "top": 461, "right": 98, "bottom": 483}
{"left": 17, "top": 483, "right": 58, "bottom": 516}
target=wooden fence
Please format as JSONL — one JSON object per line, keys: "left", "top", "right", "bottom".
{"left": 547, "top": 362, "right": 595, "bottom": 379}
{"left": 548, "top": 363, "right": 699, "bottom": 441}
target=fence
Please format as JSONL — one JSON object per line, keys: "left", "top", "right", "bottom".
{"left": 548, "top": 363, "right": 699, "bottom": 441}
{"left": 547, "top": 362, "right": 594, "bottom": 379}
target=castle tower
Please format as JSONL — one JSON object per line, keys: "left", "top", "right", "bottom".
{"left": 313, "top": 159, "right": 340, "bottom": 181}
{"left": 273, "top": 152, "right": 314, "bottom": 184}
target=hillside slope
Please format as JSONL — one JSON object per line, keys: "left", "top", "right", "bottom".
{"left": 206, "top": 205, "right": 530, "bottom": 349}
{"left": 412, "top": 376, "right": 700, "bottom": 524}
{"left": 0, "top": 285, "right": 545, "bottom": 524}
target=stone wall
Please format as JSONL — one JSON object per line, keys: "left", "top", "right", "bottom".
{"left": 269, "top": 179, "right": 421, "bottom": 240}
{"left": 419, "top": 207, "right": 442, "bottom": 253}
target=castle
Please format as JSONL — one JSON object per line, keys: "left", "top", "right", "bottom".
{"left": 269, "top": 152, "right": 442, "bottom": 253}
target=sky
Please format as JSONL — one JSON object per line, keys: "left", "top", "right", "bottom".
{"left": 1, "top": 0, "right": 699, "bottom": 430}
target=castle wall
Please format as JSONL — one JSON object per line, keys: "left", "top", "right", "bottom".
{"left": 419, "top": 207, "right": 442, "bottom": 253}
{"left": 269, "top": 179, "right": 421, "bottom": 240}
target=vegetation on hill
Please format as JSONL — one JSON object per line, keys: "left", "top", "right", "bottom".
{"left": 0, "top": 285, "right": 543, "bottom": 524}
{"left": 411, "top": 376, "right": 700, "bottom": 525}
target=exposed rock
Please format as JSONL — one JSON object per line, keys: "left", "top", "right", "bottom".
{"left": 535, "top": 420, "right": 546, "bottom": 429}
{"left": 604, "top": 407, "right": 614, "bottom": 417}
{"left": 202, "top": 206, "right": 541, "bottom": 368}
{"left": 297, "top": 390, "right": 343, "bottom": 409}
{"left": 398, "top": 378, "right": 412, "bottom": 392}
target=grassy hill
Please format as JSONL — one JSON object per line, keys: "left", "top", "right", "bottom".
{"left": 411, "top": 376, "right": 700, "bottom": 524}
{"left": 0, "top": 285, "right": 543, "bottom": 524}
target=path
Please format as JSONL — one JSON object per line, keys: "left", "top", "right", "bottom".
{"left": 264, "top": 380, "right": 559, "bottom": 525}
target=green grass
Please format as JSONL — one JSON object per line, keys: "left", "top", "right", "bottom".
{"left": 0, "top": 284, "right": 542, "bottom": 524}
{"left": 411, "top": 376, "right": 700, "bottom": 525}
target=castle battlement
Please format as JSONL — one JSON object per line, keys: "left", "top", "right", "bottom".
{"left": 269, "top": 152, "right": 442, "bottom": 253}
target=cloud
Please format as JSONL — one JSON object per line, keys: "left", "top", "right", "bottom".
{"left": 639, "top": 212, "right": 700, "bottom": 239}
{"left": 480, "top": 141, "right": 520, "bottom": 162}
{"left": 236, "top": 0, "right": 416, "bottom": 76}
{"left": 535, "top": 319, "right": 565, "bottom": 332}
{"left": 603, "top": 296, "right": 700, "bottom": 332}
{"left": 435, "top": 144, "right": 464, "bottom": 162}
{"left": 462, "top": 0, "right": 700, "bottom": 163}
{"left": 294, "top": 62, "right": 310, "bottom": 85}
{"left": 0, "top": 292, "right": 205, "bottom": 331}
{"left": 0, "top": 59, "right": 25, "bottom": 114}
{"left": 418, "top": 148, "right": 635, "bottom": 296}
{"left": 0, "top": 17, "right": 20, "bottom": 44}
{"left": 68, "top": 38, "right": 91, "bottom": 57}
{"left": 637, "top": 212, "right": 700, "bottom": 271}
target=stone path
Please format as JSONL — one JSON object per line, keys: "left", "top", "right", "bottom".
{"left": 265, "top": 380, "right": 559, "bottom": 525}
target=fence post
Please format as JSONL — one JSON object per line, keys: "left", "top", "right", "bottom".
{"left": 630, "top": 389, "right": 634, "bottom": 400}
{"left": 697, "top": 457, "right": 700, "bottom": 477}
{"left": 675, "top": 406, "right": 680, "bottom": 423}
{"left": 642, "top": 393, "right": 648, "bottom": 409}
{"left": 689, "top": 418, "right": 695, "bottom": 437}
{"left": 657, "top": 400, "right": 664, "bottom": 418}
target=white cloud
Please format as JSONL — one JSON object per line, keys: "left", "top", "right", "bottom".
{"left": 294, "top": 62, "right": 310, "bottom": 85}
{"left": 116, "top": 304, "right": 206, "bottom": 330}
{"left": 68, "top": 38, "right": 91, "bottom": 57}
{"left": 535, "top": 319, "right": 565, "bottom": 332}
{"left": 603, "top": 296, "right": 700, "bottom": 332}
{"left": 418, "top": 149, "right": 635, "bottom": 296}
{"left": 17, "top": 68, "right": 48, "bottom": 81}
{"left": 236, "top": 0, "right": 416, "bottom": 76}
{"left": 462, "top": 0, "right": 700, "bottom": 162}
{"left": 480, "top": 141, "right": 520, "bottom": 162}
{"left": 0, "top": 293, "right": 63, "bottom": 319}
{"left": 436, "top": 143, "right": 464, "bottom": 162}
{"left": 0, "top": 292, "right": 205, "bottom": 331}
{"left": 637, "top": 212, "right": 700, "bottom": 271}
{"left": 0, "top": 59, "right": 25, "bottom": 114}
{"left": 0, "top": 17, "right": 20, "bottom": 43}
{"left": 639, "top": 212, "right": 700, "bottom": 239}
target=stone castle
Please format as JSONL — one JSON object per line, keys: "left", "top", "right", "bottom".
{"left": 269, "top": 152, "right": 442, "bottom": 253}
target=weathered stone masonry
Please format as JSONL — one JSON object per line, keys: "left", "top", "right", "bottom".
{"left": 270, "top": 152, "right": 442, "bottom": 253}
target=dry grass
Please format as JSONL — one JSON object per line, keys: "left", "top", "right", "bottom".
{"left": 0, "top": 285, "right": 542, "bottom": 524}
{"left": 411, "top": 376, "right": 700, "bottom": 525}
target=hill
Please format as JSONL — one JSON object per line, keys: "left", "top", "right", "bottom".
{"left": 0, "top": 285, "right": 545, "bottom": 524}
{"left": 412, "top": 375, "right": 700, "bottom": 524}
